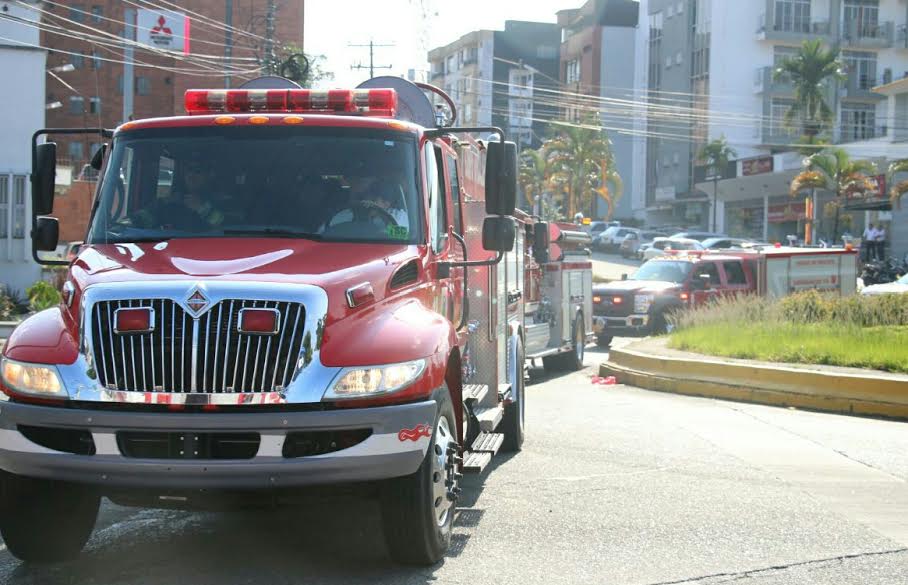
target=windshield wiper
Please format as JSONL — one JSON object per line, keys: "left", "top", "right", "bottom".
{"left": 222, "top": 228, "right": 323, "bottom": 240}
{"left": 103, "top": 236, "right": 173, "bottom": 244}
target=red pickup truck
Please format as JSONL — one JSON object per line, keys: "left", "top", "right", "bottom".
{"left": 593, "top": 247, "right": 858, "bottom": 346}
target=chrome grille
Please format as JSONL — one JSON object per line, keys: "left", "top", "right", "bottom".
{"left": 90, "top": 299, "right": 305, "bottom": 393}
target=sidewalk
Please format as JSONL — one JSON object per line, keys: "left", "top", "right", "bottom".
{"left": 601, "top": 337, "right": 908, "bottom": 420}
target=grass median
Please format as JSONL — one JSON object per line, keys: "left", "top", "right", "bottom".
{"left": 667, "top": 291, "right": 908, "bottom": 374}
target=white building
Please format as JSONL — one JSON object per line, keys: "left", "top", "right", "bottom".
{"left": 0, "top": 1, "right": 45, "bottom": 296}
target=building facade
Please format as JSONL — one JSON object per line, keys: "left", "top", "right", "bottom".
{"left": 428, "top": 21, "right": 561, "bottom": 153}
{"left": 41, "top": 0, "right": 304, "bottom": 175}
{"left": 558, "top": 0, "right": 641, "bottom": 222}
{"left": 0, "top": 1, "right": 46, "bottom": 295}
{"left": 639, "top": 0, "right": 908, "bottom": 239}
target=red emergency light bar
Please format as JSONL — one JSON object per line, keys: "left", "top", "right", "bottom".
{"left": 184, "top": 89, "right": 398, "bottom": 117}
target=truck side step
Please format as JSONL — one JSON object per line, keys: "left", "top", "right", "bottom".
{"left": 462, "top": 450, "right": 492, "bottom": 474}
{"left": 463, "top": 384, "right": 488, "bottom": 404}
{"left": 474, "top": 405, "right": 504, "bottom": 433}
{"left": 471, "top": 432, "right": 504, "bottom": 455}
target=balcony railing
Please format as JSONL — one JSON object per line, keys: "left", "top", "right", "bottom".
{"left": 839, "top": 124, "right": 887, "bottom": 143}
{"left": 841, "top": 21, "right": 894, "bottom": 48}
{"left": 757, "top": 13, "right": 831, "bottom": 39}
{"left": 841, "top": 75, "right": 886, "bottom": 99}
{"left": 753, "top": 66, "right": 794, "bottom": 95}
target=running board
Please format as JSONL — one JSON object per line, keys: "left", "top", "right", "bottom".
{"left": 526, "top": 345, "right": 573, "bottom": 360}
{"left": 471, "top": 432, "right": 504, "bottom": 455}
{"left": 474, "top": 405, "right": 504, "bottom": 433}
{"left": 462, "top": 451, "right": 492, "bottom": 474}
{"left": 463, "top": 384, "right": 488, "bottom": 404}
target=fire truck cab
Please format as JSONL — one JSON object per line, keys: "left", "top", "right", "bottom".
{"left": 0, "top": 78, "right": 527, "bottom": 566}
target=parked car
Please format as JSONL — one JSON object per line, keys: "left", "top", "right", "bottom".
{"left": 641, "top": 237, "right": 703, "bottom": 260}
{"left": 670, "top": 231, "right": 726, "bottom": 242}
{"left": 620, "top": 230, "right": 666, "bottom": 258}
{"left": 701, "top": 237, "right": 755, "bottom": 250}
{"left": 587, "top": 221, "right": 611, "bottom": 239}
{"left": 861, "top": 273, "right": 908, "bottom": 296}
{"left": 595, "top": 226, "right": 639, "bottom": 252}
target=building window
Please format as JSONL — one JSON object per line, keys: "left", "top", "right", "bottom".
{"left": 136, "top": 76, "right": 151, "bottom": 95}
{"left": 0, "top": 177, "right": 7, "bottom": 238}
{"left": 770, "top": 98, "right": 796, "bottom": 135}
{"left": 565, "top": 59, "right": 581, "bottom": 84}
{"left": 89, "top": 97, "right": 102, "bottom": 115}
{"left": 844, "top": 0, "right": 880, "bottom": 38}
{"left": 12, "top": 176, "right": 25, "bottom": 239}
{"left": 841, "top": 103, "right": 877, "bottom": 141}
{"left": 677, "top": 1, "right": 684, "bottom": 14}
{"left": 69, "top": 96, "right": 84, "bottom": 115}
{"left": 665, "top": 56, "right": 672, "bottom": 68}
{"left": 667, "top": 5, "right": 674, "bottom": 18}
{"left": 71, "top": 51, "right": 85, "bottom": 70}
{"left": 676, "top": 51, "right": 683, "bottom": 65}
{"left": 774, "top": 0, "right": 810, "bottom": 33}
{"left": 91, "top": 5, "right": 103, "bottom": 22}
{"left": 68, "top": 141, "right": 84, "bottom": 162}
{"left": 69, "top": 3, "right": 86, "bottom": 22}
{"left": 843, "top": 50, "right": 877, "bottom": 89}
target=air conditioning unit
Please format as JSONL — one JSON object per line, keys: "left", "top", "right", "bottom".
{"left": 883, "top": 68, "right": 893, "bottom": 84}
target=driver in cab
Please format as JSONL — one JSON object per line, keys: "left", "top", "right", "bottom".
{"left": 320, "top": 166, "right": 408, "bottom": 235}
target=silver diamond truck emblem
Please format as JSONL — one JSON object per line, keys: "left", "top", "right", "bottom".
{"left": 186, "top": 288, "right": 210, "bottom": 315}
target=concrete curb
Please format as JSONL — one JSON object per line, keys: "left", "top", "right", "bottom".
{"left": 600, "top": 343, "right": 908, "bottom": 420}
{"left": 0, "top": 321, "right": 18, "bottom": 340}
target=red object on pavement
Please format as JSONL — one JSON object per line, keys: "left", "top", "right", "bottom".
{"left": 591, "top": 376, "right": 617, "bottom": 385}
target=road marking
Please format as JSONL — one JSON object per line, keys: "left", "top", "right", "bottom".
{"left": 678, "top": 402, "right": 908, "bottom": 546}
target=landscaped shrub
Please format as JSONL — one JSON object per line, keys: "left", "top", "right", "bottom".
{"left": 26, "top": 281, "right": 62, "bottom": 313}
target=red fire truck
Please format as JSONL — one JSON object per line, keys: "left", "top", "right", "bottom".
{"left": 0, "top": 77, "right": 582, "bottom": 565}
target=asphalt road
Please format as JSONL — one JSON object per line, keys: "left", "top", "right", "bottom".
{"left": 1, "top": 346, "right": 907, "bottom": 584}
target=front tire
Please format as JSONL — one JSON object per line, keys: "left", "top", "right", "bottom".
{"left": 380, "top": 388, "right": 458, "bottom": 566}
{"left": 542, "top": 313, "right": 586, "bottom": 372}
{"left": 596, "top": 334, "right": 613, "bottom": 347}
{"left": 0, "top": 472, "right": 99, "bottom": 564}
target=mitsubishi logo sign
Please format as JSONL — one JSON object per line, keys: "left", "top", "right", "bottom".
{"left": 137, "top": 9, "right": 189, "bottom": 53}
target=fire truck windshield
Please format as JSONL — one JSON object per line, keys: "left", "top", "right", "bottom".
{"left": 86, "top": 126, "right": 422, "bottom": 245}
{"left": 632, "top": 260, "right": 694, "bottom": 283}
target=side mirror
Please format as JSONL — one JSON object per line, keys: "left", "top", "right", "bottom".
{"left": 90, "top": 143, "right": 107, "bottom": 170}
{"left": 621, "top": 273, "right": 628, "bottom": 281}
{"left": 485, "top": 140, "right": 517, "bottom": 216}
{"left": 33, "top": 216, "right": 59, "bottom": 252}
{"left": 33, "top": 142, "right": 57, "bottom": 216}
{"left": 692, "top": 274, "right": 711, "bottom": 290}
{"left": 533, "top": 221, "right": 550, "bottom": 264}
{"left": 482, "top": 216, "right": 515, "bottom": 252}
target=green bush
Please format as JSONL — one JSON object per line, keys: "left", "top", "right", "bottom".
{"left": 26, "top": 281, "right": 62, "bottom": 313}
{"left": 0, "top": 291, "right": 13, "bottom": 321}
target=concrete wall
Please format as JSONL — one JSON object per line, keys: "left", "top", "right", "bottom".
{"left": 0, "top": 1, "right": 45, "bottom": 294}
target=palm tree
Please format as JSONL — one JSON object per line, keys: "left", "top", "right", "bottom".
{"left": 518, "top": 148, "right": 551, "bottom": 211}
{"left": 593, "top": 153, "right": 624, "bottom": 220}
{"left": 545, "top": 113, "right": 618, "bottom": 219}
{"left": 774, "top": 39, "right": 845, "bottom": 139}
{"left": 887, "top": 159, "right": 908, "bottom": 208}
{"left": 790, "top": 148, "right": 877, "bottom": 241}
{"left": 699, "top": 136, "right": 737, "bottom": 232}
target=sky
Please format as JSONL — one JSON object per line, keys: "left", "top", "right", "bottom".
{"left": 304, "top": 0, "right": 571, "bottom": 88}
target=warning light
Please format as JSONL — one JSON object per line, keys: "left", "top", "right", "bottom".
{"left": 184, "top": 89, "right": 398, "bottom": 118}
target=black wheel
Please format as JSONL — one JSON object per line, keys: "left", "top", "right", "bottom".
{"left": 651, "top": 311, "right": 670, "bottom": 335}
{"left": 542, "top": 314, "right": 585, "bottom": 372}
{"left": 501, "top": 337, "right": 525, "bottom": 453}
{"left": 380, "top": 387, "right": 458, "bottom": 566}
{"left": 0, "top": 472, "right": 99, "bottom": 563}
{"left": 596, "top": 334, "right": 613, "bottom": 348}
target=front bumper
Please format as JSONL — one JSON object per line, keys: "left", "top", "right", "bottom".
{"left": 0, "top": 400, "right": 436, "bottom": 489}
{"left": 598, "top": 314, "right": 652, "bottom": 337}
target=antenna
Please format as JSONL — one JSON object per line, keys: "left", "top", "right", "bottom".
{"left": 349, "top": 40, "right": 394, "bottom": 79}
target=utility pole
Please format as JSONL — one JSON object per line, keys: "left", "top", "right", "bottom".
{"left": 264, "top": 0, "right": 276, "bottom": 74}
{"left": 349, "top": 40, "right": 394, "bottom": 79}
{"left": 122, "top": 8, "right": 136, "bottom": 122}
{"left": 225, "top": 0, "right": 233, "bottom": 87}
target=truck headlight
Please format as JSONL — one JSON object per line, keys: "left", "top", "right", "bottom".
{"left": 325, "top": 359, "right": 426, "bottom": 399}
{"left": 634, "top": 294, "right": 655, "bottom": 314}
{"left": 0, "top": 357, "right": 67, "bottom": 399}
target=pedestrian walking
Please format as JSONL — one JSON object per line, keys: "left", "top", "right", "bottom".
{"left": 875, "top": 225, "right": 887, "bottom": 261}
{"left": 863, "top": 224, "right": 876, "bottom": 262}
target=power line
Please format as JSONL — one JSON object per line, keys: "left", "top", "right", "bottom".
{"left": 349, "top": 40, "right": 394, "bottom": 79}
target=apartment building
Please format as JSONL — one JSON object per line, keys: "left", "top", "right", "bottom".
{"left": 428, "top": 21, "right": 561, "bottom": 152}
{"left": 640, "top": 0, "right": 908, "bottom": 242}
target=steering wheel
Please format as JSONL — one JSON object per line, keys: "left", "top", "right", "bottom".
{"left": 350, "top": 200, "right": 398, "bottom": 228}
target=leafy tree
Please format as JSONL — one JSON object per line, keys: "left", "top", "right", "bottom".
{"left": 278, "top": 47, "right": 334, "bottom": 88}
{"left": 545, "top": 113, "right": 621, "bottom": 219}
{"left": 790, "top": 148, "right": 877, "bottom": 240}
{"left": 887, "top": 159, "right": 908, "bottom": 208}
{"left": 26, "top": 281, "right": 62, "bottom": 313}
{"left": 518, "top": 148, "right": 552, "bottom": 210}
{"left": 774, "top": 39, "right": 845, "bottom": 139}
{"left": 699, "top": 136, "right": 737, "bottom": 232}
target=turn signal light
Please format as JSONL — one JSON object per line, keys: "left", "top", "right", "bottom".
{"left": 612, "top": 296, "right": 623, "bottom": 304}
{"left": 679, "top": 292, "right": 690, "bottom": 301}
{"left": 238, "top": 308, "right": 280, "bottom": 335}
{"left": 592, "top": 295, "right": 603, "bottom": 304}
{"left": 185, "top": 89, "right": 398, "bottom": 118}
{"left": 114, "top": 308, "right": 154, "bottom": 334}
